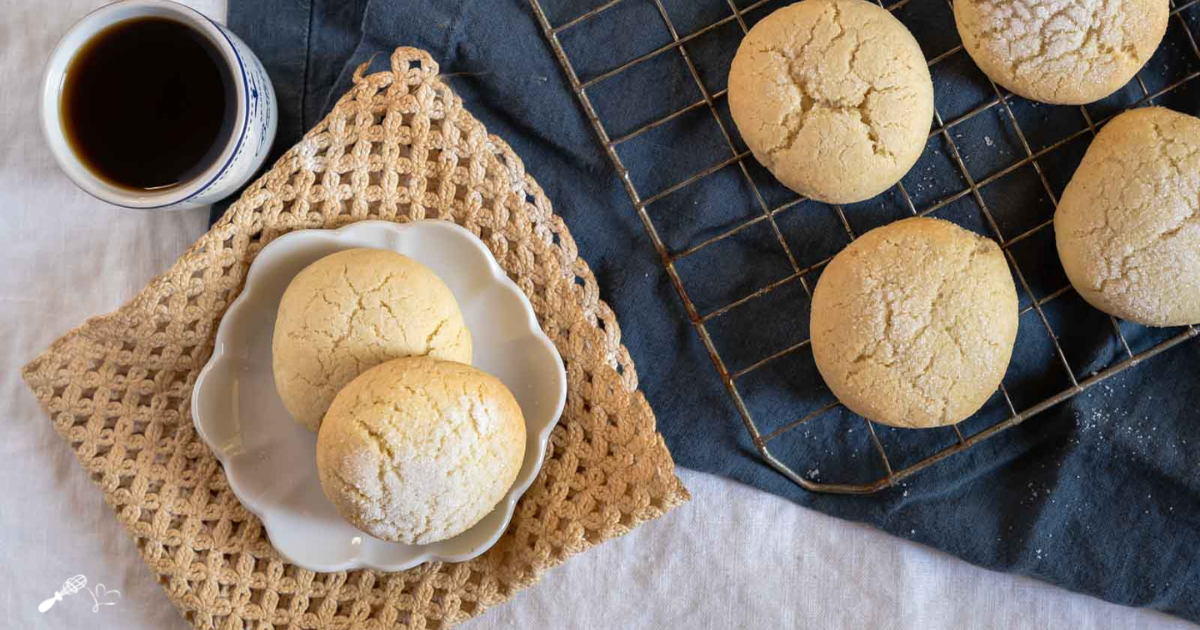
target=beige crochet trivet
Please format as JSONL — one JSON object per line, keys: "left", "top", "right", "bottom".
{"left": 22, "top": 47, "right": 688, "bottom": 630}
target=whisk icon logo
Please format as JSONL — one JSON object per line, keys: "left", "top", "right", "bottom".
{"left": 37, "top": 575, "right": 86, "bottom": 612}
{"left": 37, "top": 574, "right": 121, "bottom": 613}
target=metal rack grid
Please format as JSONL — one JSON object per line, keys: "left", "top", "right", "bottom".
{"left": 528, "top": 0, "right": 1200, "bottom": 493}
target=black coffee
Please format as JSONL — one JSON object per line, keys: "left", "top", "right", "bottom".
{"left": 61, "top": 17, "right": 234, "bottom": 191}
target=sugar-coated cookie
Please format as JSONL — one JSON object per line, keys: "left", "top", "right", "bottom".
{"left": 272, "top": 248, "right": 472, "bottom": 431}
{"left": 728, "top": 0, "right": 933, "bottom": 204}
{"left": 954, "top": 0, "right": 1168, "bottom": 105}
{"left": 316, "top": 357, "right": 526, "bottom": 544}
{"left": 811, "top": 217, "right": 1019, "bottom": 428}
{"left": 1055, "top": 107, "right": 1200, "bottom": 327}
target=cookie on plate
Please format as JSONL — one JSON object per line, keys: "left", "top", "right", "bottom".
{"left": 728, "top": 0, "right": 933, "bottom": 204}
{"left": 316, "top": 356, "right": 526, "bottom": 544}
{"left": 954, "top": 0, "right": 1168, "bottom": 105}
{"left": 272, "top": 248, "right": 472, "bottom": 431}
{"left": 1055, "top": 107, "right": 1200, "bottom": 327}
{"left": 810, "top": 217, "right": 1019, "bottom": 428}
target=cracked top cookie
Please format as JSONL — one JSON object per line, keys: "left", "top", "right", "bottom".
{"left": 1055, "top": 107, "right": 1200, "bottom": 327}
{"left": 316, "top": 356, "right": 525, "bottom": 544}
{"left": 954, "top": 0, "right": 1168, "bottom": 105}
{"left": 727, "top": 0, "right": 933, "bottom": 204}
{"left": 811, "top": 217, "right": 1019, "bottom": 429}
{"left": 272, "top": 248, "right": 472, "bottom": 431}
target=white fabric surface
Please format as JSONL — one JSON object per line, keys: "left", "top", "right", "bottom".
{"left": 0, "top": 1, "right": 1191, "bottom": 628}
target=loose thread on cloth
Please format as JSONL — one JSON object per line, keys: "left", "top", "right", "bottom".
{"left": 21, "top": 47, "right": 688, "bottom": 630}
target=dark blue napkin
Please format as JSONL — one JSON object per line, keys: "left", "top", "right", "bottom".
{"left": 217, "top": 0, "right": 1200, "bottom": 621}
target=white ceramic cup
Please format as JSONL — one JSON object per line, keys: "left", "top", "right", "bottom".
{"left": 41, "top": 0, "right": 278, "bottom": 210}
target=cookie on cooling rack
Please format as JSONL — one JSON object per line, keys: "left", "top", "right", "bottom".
{"left": 727, "top": 0, "right": 933, "bottom": 204}
{"left": 1055, "top": 107, "right": 1200, "bottom": 327}
{"left": 810, "top": 217, "right": 1019, "bottom": 429}
{"left": 272, "top": 248, "right": 472, "bottom": 431}
{"left": 316, "top": 356, "right": 526, "bottom": 544}
{"left": 953, "top": 0, "right": 1168, "bottom": 105}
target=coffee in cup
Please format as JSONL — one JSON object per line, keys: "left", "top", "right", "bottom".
{"left": 41, "top": 0, "right": 277, "bottom": 210}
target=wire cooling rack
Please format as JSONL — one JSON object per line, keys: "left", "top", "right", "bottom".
{"left": 528, "top": 0, "right": 1200, "bottom": 493}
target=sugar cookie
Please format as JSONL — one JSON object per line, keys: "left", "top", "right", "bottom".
{"left": 954, "top": 0, "right": 1168, "bottom": 105}
{"left": 1055, "top": 107, "right": 1200, "bottom": 327}
{"left": 272, "top": 248, "right": 472, "bottom": 431}
{"left": 728, "top": 0, "right": 934, "bottom": 204}
{"left": 317, "top": 357, "right": 525, "bottom": 544}
{"left": 811, "top": 217, "right": 1018, "bottom": 428}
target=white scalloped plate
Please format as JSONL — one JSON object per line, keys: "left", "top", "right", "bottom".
{"left": 192, "top": 220, "right": 567, "bottom": 572}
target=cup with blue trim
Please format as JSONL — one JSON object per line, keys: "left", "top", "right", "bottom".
{"left": 41, "top": 0, "right": 277, "bottom": 210}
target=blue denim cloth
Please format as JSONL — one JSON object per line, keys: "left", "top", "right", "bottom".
{"left": 214, "top": 0, "right": 1200, "bottom": 621}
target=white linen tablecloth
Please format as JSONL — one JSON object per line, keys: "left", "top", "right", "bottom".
{"left": 0, "top": 1, "right": 1192, "bottom": 628}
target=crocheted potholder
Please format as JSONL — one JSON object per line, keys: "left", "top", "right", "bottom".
{"left": 22, "top": 47, "right": 688, "bottom": 630}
